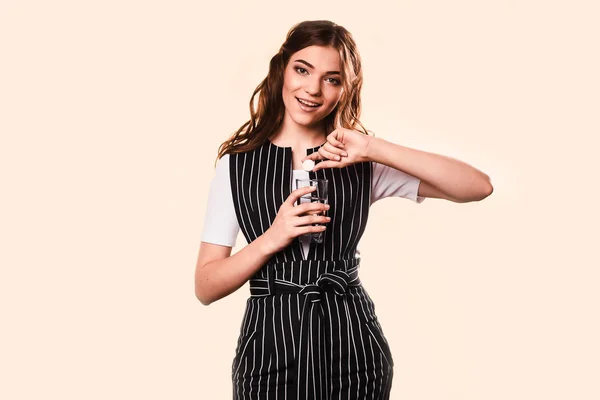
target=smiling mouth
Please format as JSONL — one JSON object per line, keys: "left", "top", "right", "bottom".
{"left": 296, "top": 97, "right": 322, "bottom": 108}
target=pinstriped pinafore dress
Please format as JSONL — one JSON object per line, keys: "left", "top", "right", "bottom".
{"left": 229, "top": 140, "right": 394, "bottom": 399}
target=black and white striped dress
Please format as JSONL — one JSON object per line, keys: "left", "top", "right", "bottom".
{"left": 228, "top": 139, "right": 400, "bottom": 399}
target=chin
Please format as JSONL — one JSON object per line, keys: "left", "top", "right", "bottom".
{"left": 294, "top": 115, "right": 325, "bottom": 127}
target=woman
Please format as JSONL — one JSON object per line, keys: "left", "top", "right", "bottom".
{"left": 195, "top": 20, "right": 492, "bottom": 399}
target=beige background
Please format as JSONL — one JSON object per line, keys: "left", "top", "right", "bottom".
{"left": 1, "top": 0, "right": 599, "bottom": 399}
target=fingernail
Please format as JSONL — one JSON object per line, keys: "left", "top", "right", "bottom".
{"left": 325, "top": 204, "right": 330, "bottom": 209}
{"left": 341, "top": 152, "right": 347, "bottom": 157}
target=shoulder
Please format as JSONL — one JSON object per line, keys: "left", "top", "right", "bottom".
{"left": 211, "top": 153, "right": 231, "bottom": 182}
{"left": 225, "top": 143, "right": 269, "bottom": 162}
{"left": 216, "top": 153, "right": 230, "bottom": 166}
{"left": 216, "top": 152, "right": 230, "bottom": 168}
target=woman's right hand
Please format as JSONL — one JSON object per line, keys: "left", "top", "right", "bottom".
{"left": 262, "top": 186, "right": 331, "bottom": 254}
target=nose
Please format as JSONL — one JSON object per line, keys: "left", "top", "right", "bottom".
{"left": 304, "top": 77, "right": 322, "bottom": 96}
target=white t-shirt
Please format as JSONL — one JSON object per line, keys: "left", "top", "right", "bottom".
{"left": 201, "top": 154, "right": 425, "bottom": 257}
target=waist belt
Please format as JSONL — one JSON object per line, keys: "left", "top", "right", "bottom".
{"left": 249, "top": 258, "right": 362, "bottom": 302}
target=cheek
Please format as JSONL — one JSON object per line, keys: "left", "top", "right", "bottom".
{"left": 283, "top": 69, "right": 298, "bottom": 86}
{"left": 325, "top": 89, "right": 343, "bottom": 108}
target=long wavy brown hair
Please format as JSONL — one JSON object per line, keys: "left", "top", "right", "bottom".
{"left": 215, "top": 20, "right": 373, "bottom": 166}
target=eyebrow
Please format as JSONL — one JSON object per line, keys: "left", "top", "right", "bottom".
{"left": 293, "top": 59, "right": 340, "bottom": 75}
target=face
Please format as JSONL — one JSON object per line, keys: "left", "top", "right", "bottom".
{"left": 281, "top": 45, "right": 344, "bottom": 129}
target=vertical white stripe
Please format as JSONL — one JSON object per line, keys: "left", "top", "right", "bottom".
{"left": 271, "top": 296, "right": 280, "bottom": 400}
{"left": 238, "top": 153, "right": 258, "bottom": 241}
{"left": 342, "top": 166, "right": 357, "bottom": 257}
{"left": 257, "top": 297, "right": 267, "bottom": 396}
{"left": 338, "top": 164, "right": 345, "bottom": 257}
{"left": 330, "top": 166, "right": 337, "bottom": 259}
{"left": 256, "top": 146, "right": 264, "bottom": 234}
{"left": 266, "top": 353, "right": 272, "bottom": 400}
{"left": 288, "top": 296, "right": 296, "bottom": 358}
{"left": 265, "top": 143, "right": 272, "bottom": 230}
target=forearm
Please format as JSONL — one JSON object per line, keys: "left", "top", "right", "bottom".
{"left": 365, "top": 136, "right": 492, "bottom": 201}
{"left": 195, "top": 235, "right": 276, "bottom": 305}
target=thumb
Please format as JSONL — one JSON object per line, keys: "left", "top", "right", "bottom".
{"left": 335, "top": 115, "right": 343, "bottom": 131}
{"left": 301, "top": 152, "right": 322, "bottom": 162}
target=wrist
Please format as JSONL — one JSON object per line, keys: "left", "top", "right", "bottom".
{"left": 363, "top": 135, "right": 379, "bottom": 162}
{"left": 257, "top": 231, "right": 278, "bottom": 256}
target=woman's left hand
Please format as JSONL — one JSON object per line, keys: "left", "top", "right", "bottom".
{"left": 302, "top": 127, "right": 372, "bottom": 172}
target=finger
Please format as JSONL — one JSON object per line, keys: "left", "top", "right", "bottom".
{"left": 312, "top": 160, "right": 339, "bottom": 172}
{"left": 299, "top": 225, "right": 327, "bottom": 236}
{"left": 318, "top": 147, "right": 343, "bottom": 162}
{"left": 327, "top": 131, "right": 346, "bottom": 149}
{"left": 296, "top": 214, "right": 331, "bottom": 226}
{"left": 294, "top": 202, "right": 330, "bottom": 216}
{"left": 334, "top": 116, "right": 343, "bottom": 131}
{"left": 285, "top": 185, "right": 317, "bottom": 206}
{"left": 302, "top": 152, "right": 324, "bottom": 162}
{"left": 323, "top": 142, "right": 347, "bottom": 158}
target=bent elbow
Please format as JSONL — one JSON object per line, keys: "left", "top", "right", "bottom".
{"left": 195, "top": 289, "right": 214, "bottom": 306}
{"left": 473, "top": 178, "right": 493, "bottom": 202}
{"left": 194, "top": 276, "right": 214, "bottom": 306}
{"left": 457, "top": 182, "right": 493, "bottom": 203}
{"left": 481, "top": 181, "right": 494, "bottom": 199}
{"left": 199, "top": 297, "right": 213, "bottom": 306}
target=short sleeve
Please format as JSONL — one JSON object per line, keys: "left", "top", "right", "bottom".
{"left": 371, "top": 161, "right": 426, "bottom": 205}
{"left": 200, "top": 154, "right": 240, "bottom": 246}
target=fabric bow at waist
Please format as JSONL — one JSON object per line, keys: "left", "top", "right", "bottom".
{"left": 248, "top": 258, "right": 362, "bottom": 300}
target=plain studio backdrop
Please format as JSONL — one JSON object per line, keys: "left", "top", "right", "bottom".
{"left": 1, "top": 1, "right": 598, "bottom": 399}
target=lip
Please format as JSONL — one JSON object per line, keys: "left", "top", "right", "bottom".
{"left": 296, "top": 97, "right": 321, "bottom": 113}
{"left": 296, "top": 96, "right": 322, "bottom": 106}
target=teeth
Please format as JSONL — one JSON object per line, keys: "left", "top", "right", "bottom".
{"left": 297, "top": 98, "right": 320, "bottom": 107}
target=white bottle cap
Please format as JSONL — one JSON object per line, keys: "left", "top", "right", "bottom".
{"left": 302, "top": 159, "right": 315, "bottom": 171}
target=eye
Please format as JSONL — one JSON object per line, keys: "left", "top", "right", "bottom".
{"left": 294, "top": 66, "right": 340, "bottom": 85}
